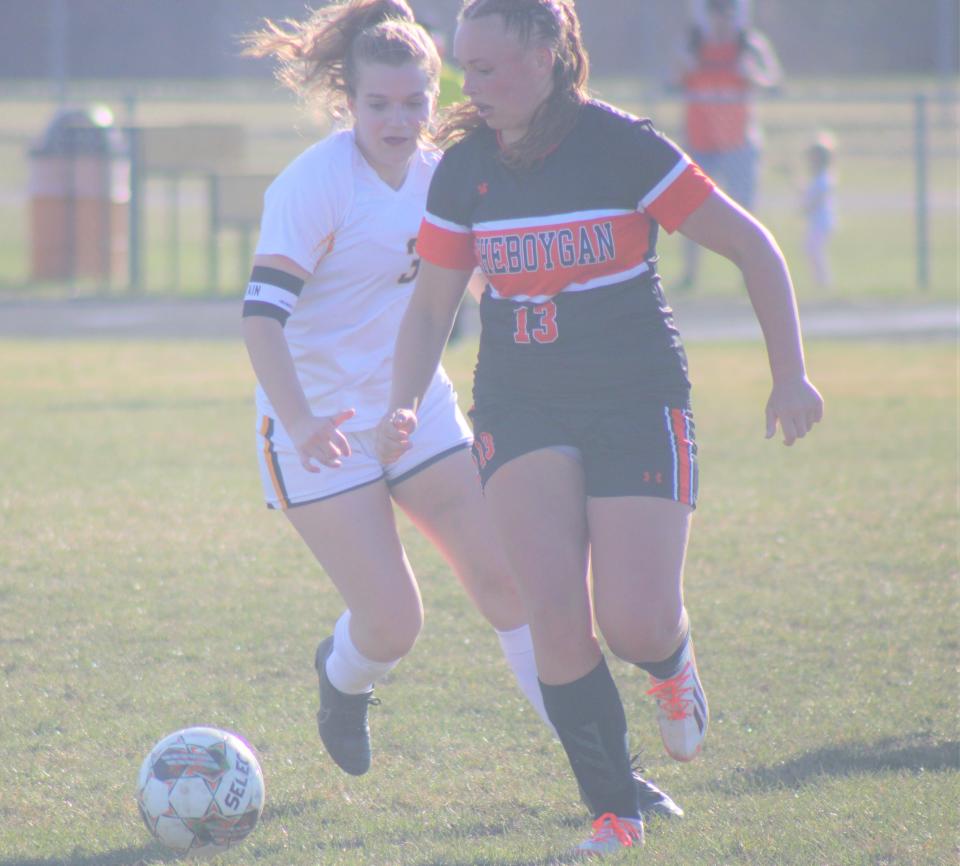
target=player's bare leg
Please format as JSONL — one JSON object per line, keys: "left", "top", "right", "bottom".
{"left": 391, "top": 447, "right": 550, "bottom": 727}
{"left": 589, "top": 497, "right": 708, "bottom": 762}
{"left": 483, "top": 449, "right": 646, "bottom": 836}
{"left": 286, "top": 481, "right": 422, "bottom": 774}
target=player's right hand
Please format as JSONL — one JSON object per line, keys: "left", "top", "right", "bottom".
{"left": 288, "top": 409, "right": 356, "bottom": 471}
{"left": 765, "top": 377, "right": 823, "bottom": 446}
{"left": 375, "top": 408, "right": 417, "bottom": 465}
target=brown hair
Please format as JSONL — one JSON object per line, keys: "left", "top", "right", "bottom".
{"left": 437, "top": 0, "right": 590, "bottom": 169}
{"left": 242, "top": 0, "right": 441, "bottom": 122}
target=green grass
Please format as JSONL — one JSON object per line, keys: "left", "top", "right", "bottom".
{"left": 0, "top": 335, "right": 957, "bottom": 865}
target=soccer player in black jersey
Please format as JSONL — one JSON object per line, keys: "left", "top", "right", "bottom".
{"left": 377, "top": 0, "right": 822, "bottom": 857}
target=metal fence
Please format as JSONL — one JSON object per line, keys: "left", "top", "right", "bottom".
{"left": 0, "top": 79, "right": 956, "bottom": 301}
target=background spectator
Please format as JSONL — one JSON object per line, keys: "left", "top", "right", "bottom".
{"left": 675, "top": 0, "right": 782, "bottom": 290}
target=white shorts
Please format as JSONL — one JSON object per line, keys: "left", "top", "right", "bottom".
{"left": 255, "top": 376, "right": 472, "bottom": 510}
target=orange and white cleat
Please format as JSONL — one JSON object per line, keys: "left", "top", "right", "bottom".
{"left": 645, "top": 642, "right": 708, "bottom": 762}
{"left": 574, "top": 813, "right": 644, "bottom": 857}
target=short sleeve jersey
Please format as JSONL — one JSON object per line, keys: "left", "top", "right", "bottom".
{"left": 416, "top": 101, "right": 715, "bottom": 406}
{"left": 253, "top": 129, "right": 444, "bottom": 431}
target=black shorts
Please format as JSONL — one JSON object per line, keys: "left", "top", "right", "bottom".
{"left": 469, "top": 398, "right": 698, "bottom": 506}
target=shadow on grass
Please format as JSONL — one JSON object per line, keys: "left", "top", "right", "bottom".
{"left": 261, "top": 798, "right": 585, "bottom": 866}
{"left": 416, "top": 853, "right": 598, "bottom": 866}
{"left": 713, "top": 732, "right": 959, "bottom": 795}
{"left": 0, "top": 843, "right": 178, "bottom": 866}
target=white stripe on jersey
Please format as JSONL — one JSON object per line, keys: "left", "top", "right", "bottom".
{"left": 486, "top": 260, "right": 650, "bottom": 303}
{"left": 423, "top": 212, "right": 472, "bottom": 234}
{"left": 664, "top": 406, "right": 680, "bottom": 501}
{"left": 474, "top": 208, "right": 634, "bottom": 233}
{"left": 639, "top": 156, "right": 691, "bottom": 211}
{"left": 245, "top": 280, "right": 299, "bottom": 315}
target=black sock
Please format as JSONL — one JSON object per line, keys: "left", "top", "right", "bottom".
{"left": 539, "top": 657, "right": 639, "bottom": 819}
{"left": 636, "top": 628, "right": 690, "bottom": 681}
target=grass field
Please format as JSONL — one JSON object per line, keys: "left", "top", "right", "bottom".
{"left": 1, "top": 334, "right": 957, "bottom": 865}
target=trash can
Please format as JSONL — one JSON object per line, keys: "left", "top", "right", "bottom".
{"left": 28, "top": 105, "right": 130, "bottom": 283}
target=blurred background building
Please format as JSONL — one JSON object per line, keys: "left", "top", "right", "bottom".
{"left": 2, "top": 0, "right": 957, "bottom": 82}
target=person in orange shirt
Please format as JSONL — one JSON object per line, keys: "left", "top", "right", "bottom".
{"left": 676, "top": 0, "right": 782, "bottom": 290}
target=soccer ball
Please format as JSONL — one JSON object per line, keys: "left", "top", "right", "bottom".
{"left": 136, "top": 726, "right": 265, "bottom": 857}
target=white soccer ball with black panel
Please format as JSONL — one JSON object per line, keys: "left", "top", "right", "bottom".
{"left": 136, "top": 726, "right": 265, "bottom": 857}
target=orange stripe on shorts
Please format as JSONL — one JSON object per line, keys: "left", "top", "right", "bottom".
{"left": 669, "top": 408, "right": 693, "bottom": 506}
{"left": 260, "top": 416, "right": 290, "bottom": 510}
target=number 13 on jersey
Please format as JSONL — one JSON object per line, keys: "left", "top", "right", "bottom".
{"left": 513, "top": 301, "right": 559, "bottom": 345}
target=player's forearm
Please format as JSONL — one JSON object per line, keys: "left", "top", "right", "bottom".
{"left": 465, "top": 269, "right": 488, "bottom": 304}
{"left": 242, "top": 316, "right": 313, "bottom": 429}
{"left": 736, "top": 227, "right": 808, "bottom": 383}
{"left": 389, "top": 302, "right": 452, "bottom": 413}
{"left": 389, "top": 263, "right": 468, "bottom": 412}
{"left": 678, "top": 192, "right": 808, "bottom": 384}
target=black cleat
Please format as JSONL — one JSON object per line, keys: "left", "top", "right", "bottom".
{"left": 634, "top": 771, "right": 684, "bottom": 819}
{"left": 576, "top": 760, "right": 684, "bottom": 820}
{"left": 314, "top": 636, "right": 380, "bottom": 776}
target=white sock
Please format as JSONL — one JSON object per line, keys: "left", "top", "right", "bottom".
{"left": 325, "top": 610, "right": 400, "bottom": 695}
{"left": 496, "top": 624, "right": 555, "bottom": 735}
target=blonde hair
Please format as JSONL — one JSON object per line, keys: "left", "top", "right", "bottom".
{"left": 242, "top": 0, "right": 441, "bottom": 122}
{"left": 437, "top": 0, "right": 590, "bottom": 169}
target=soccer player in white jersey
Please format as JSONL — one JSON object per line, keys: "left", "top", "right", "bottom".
{"left": 240, "top": 0, "right": 534, "bottom": 778}
{"left": 239, "top": 0, "right": 685, "bottom": 819}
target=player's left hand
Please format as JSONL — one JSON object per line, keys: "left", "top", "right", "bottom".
{"left": 765, "top": 376, "right": 823, "bottom": 446}
{"left": 375, "top": 408, "right": 418, "bottom": 464}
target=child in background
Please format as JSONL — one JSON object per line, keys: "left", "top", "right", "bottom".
{"left": 803, "top": 131, "right": 837, "bottom": 289}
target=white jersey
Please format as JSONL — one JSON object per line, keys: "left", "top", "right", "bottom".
{"left": 254, "top": 129, "right": 448, "bottom": 431}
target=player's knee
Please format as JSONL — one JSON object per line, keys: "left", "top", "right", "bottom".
{"left": 387, "top": 609, "right": 423, "bottom": 659}
{"left": 361, "top": 599, "right": 423, "bottom": 660}
{"left": 373, "top": 622, "right": 421, "bottom": 661}
{"left": 600, "top": 605, "right": 685, "bottom": 664}
{"left": 527, "top": 597, "right": 591, "bottom": 648}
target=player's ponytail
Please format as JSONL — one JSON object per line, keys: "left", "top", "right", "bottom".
{"left": 242, "top": 0, "right": 439, "bottom": 121}
{"left": 437, "top": 0, "right": 589, "bottom": 170}
{"left": 554, "top": 1, "right": 588, "bottom": 100}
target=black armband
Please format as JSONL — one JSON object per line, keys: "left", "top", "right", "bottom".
{"left": 241, "top": 266, "right": 306, "bottom": 326}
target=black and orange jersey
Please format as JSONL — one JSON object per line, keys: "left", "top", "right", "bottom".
{"left": 418, "top": 100, "right": 715, "bottom": 406}
{"left": 683, "top": 33, "right": 752, "bottom": 152}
